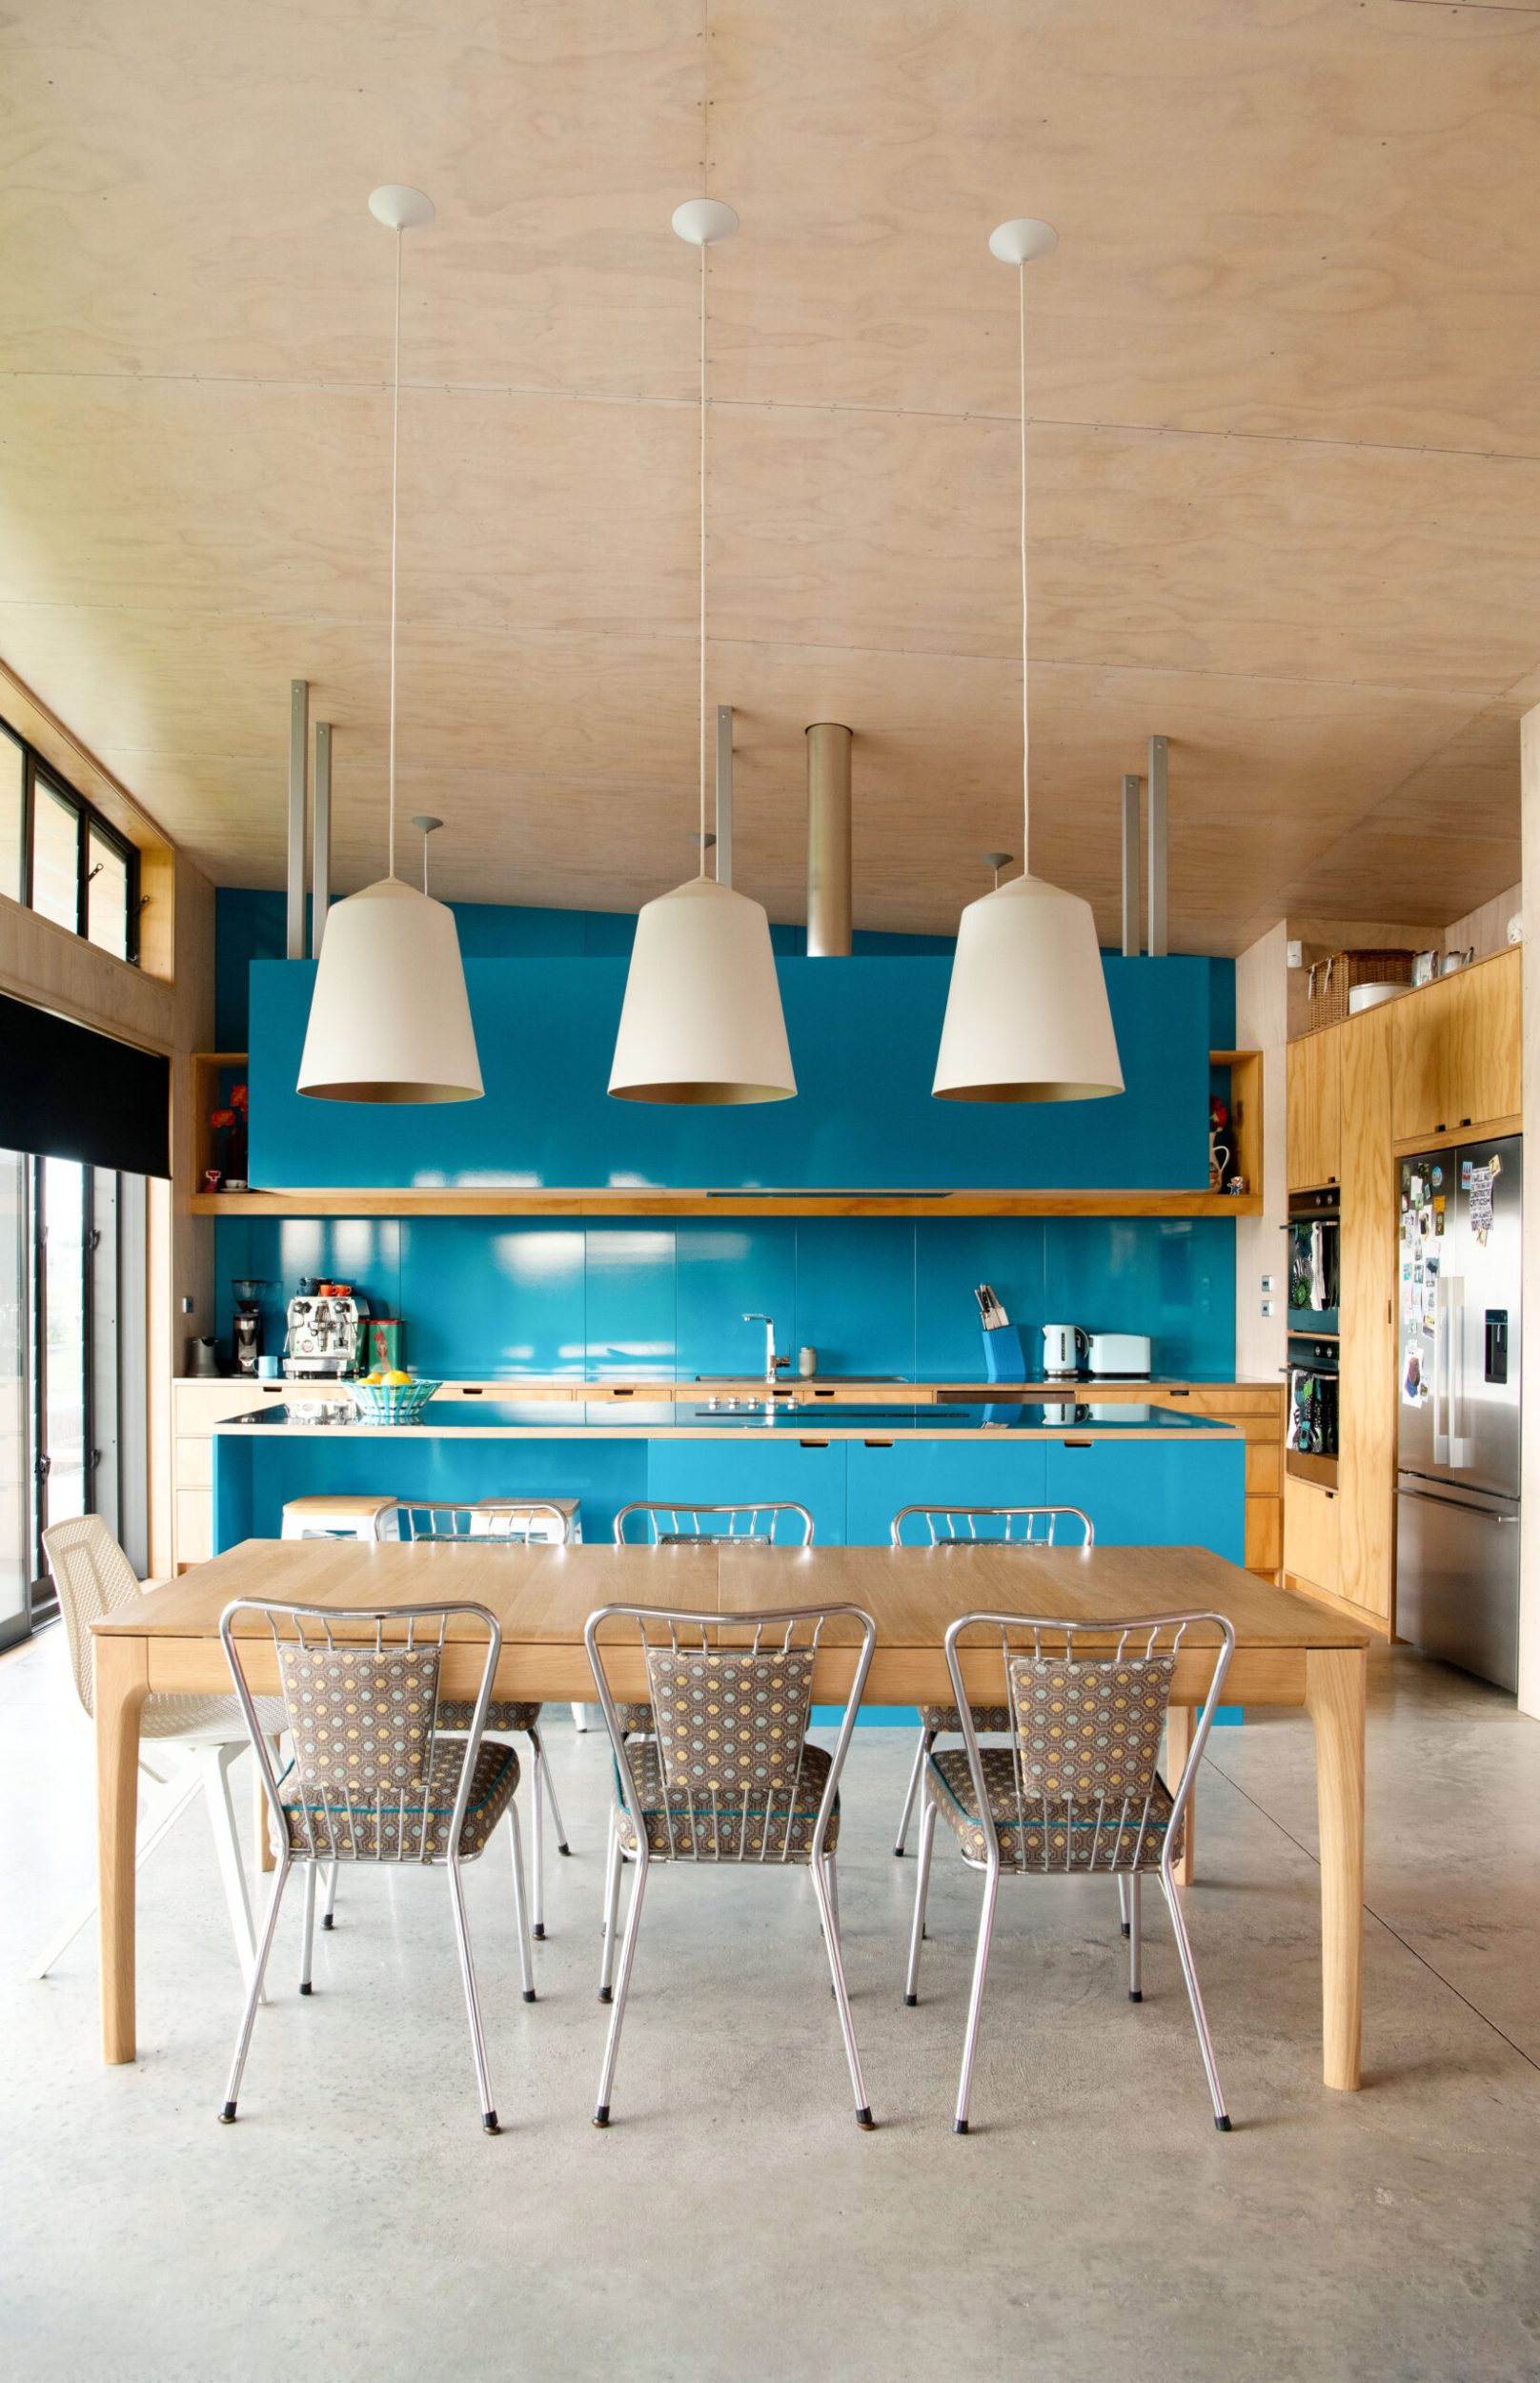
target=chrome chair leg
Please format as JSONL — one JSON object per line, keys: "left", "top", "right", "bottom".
{"left": 954, "top": 1859, "right": 1002, "bottom": 2135}
{"left": 506, "top": 1799, "right": 537, "bottom": 2003}
{"left": 445, "top": 1851, "right": 500, "bottom": 2134}
{"left": 298, "top": 1859, "right": 317, "bottom": 1994}
{"left": 1158, "top": 1866, "right": 1230, "bottom": 2130}
{"left": 1126, "top": 1872, "right": 1143, "bottom": 2002}
{"left": 322, "top": 1857, "right": 339, "bottom": 1930}
{"left": 593, "top": 1856, "right": 649, "bottom": 2127}
{"left": 823, "top": 1850, "right": 841, "bottom": 1940}
{"left": 1117, "top": 1873, "right": 1130, "bottom": 1936}
{"left": 904, "top": 1794, "right": 938, "bottom": 2005}
{"left": 532, "top": 1730, "right": 571, "bottom": 1856}
{"left": 811, "top": 1851, "right": 875, "bottom": 2129}
{"left": 529, "top": 1735, "right": 546, "bottom": 1940}
{"left": 218, "top": 1857, "right": 293, "bottom": 2123}
{"left": 598, "top": 1828, "right": 623, "bottom": 2002}
{"left": 894, "top": 1725, "right": 935, "bottom": 1856}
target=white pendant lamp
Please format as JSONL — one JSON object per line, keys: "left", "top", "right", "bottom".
{"left": 297, "top": 186, "right": 483, "bottom": 1105}
{"left": 608, "top": 199, "right": 795, "bottom": 1106}
{"left": 933, "top": 219, "right": 1123, "bottom": 1105}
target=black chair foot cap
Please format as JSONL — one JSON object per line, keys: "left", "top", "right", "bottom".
{"left": 218, "top": 2103, "right": 238, "bottom": 2125}
{"left": 953, "top": 2119, "right": 969, "bottom": 2135}
{"left": 856, "top": 2108, "right": 876, "bottom": 2130}
{"left": 1120, "top": 1922, "right": 1131, "bottom": 1938}
{"left": 598, "top": 1986, "right": 613, "bottom": 2003}
{"left": 557, "top": 1842, "right": 572, "bottom": 1856}
{"left": 893, "top": 1845, "right": 905, "bottom": 1858}
{"left": 1128, "top": 1989, "right": 1143, "bottom": 2003}
{"left": 483, "top": 2112, "right": 501, "bottom": 2135}
{"left": 593, "top": 2107, "right": 610, "bottom": 2128}
{"left": 321, "top": 1915, "right": 334, "bottom": 1931}
{"left": 521, "top": 1988, "right": 537, "bottom": 2004}
{"left": 532, "top": 1924, "right": 545, "bottom": 1941}
{"left": 298, "top": 1982, "right": 314, "bottom": 1995}
{"left": 903, "top": 1992, "right": 918, "bottom": 2007}
{"left": 1215, "top": 2114, "right": 1232, "bottom": 2132}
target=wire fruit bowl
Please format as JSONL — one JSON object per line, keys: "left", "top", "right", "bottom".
{"left": 348, "top": 1377, "right": 440, "bottom": 1425}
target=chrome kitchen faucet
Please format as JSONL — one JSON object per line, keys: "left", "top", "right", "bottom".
{"left": 742, "top": 1313, "right": 787, "bottom": 1387}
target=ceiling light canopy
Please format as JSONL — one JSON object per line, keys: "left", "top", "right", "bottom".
{"left": 608, "top": 198, "right": 795, "bottom": 1107}
{"left": 933, "top": 219, "right": 1124, "bottom": 1107}
{"left": 297, "top": 186, "right": 483, "bottom": 1107}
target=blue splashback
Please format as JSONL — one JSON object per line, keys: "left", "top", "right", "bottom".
{"left": 214, "top": 1211, "right": 1235, "bottom": 1382}
{"left": 248, "top": 954, "right": 1212, "bottom": 1192}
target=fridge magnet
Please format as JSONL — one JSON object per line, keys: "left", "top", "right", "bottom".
{"left": 1461, "top": 1160, "right": 1474, "bottom": 1190}
{"left": 1431, "top": 1165, "right": 1444, "bottom": 1188}
{"left": 1435, "top": 1208, "right": 1445, "bottom": 1235}
{"left": 1403, "top": 1343, "right": 1426, "bottom": 1404}
{"left": 1469, "top": 1161, "right": 1495, "bottom": 1245}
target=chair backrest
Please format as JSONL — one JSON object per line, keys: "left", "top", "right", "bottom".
{"left": 613, "top": 1500, "right": 814, "bottom": 1547}
{"left": 42, "top": 1515, "right": 143, "bottom": 1718}
{"left": 889, "top": 1504, "right": 1094, "bottom": 1548}
{"left": 220, "top": 1599, "right": 502, "bottom": 1864}
{"left": 584, "top": 1601, "right": 875, "bottom": 1864}
{"left": 380, "top": 1499, "right": 574, "bottom": 1544}
{"left": 942, "top": 1610, "right": 1235, "bottom": 1874}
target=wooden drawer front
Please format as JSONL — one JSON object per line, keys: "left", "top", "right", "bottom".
{"left": 175, "top": 1489, "right": 213, "bottom": 1566}
{"left": 174, "top": 1380, "right": 290, "bottom": 1433}
{"left": 175, "top": 1436, "right": 213, "bottom": 1490}
{"left": 1245, "top": 1498, "right": 1283, "bottom": 1577}
{"left": 1156, "top": 1387, "right": 1282, "bottom": 1418}
{"left": 1245, "top": 1439, "right": 1282, "bottom": 1496}
{"left": 1285, "top": 1477, "right": 1340, "bottom": 1596}
{"left": 432, "top": 1382, "right": 578, "bottom": 1401}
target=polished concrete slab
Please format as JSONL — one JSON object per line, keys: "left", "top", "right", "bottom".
{"left": 1, "top": 1629, "right": 1537, "bottom": 2382}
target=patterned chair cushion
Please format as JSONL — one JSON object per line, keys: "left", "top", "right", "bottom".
{"left": 645, "top": 1644, "right": 816, "bottom": 1798}
{"left": 613, "top": 1740, "right": 838, "bottom": 1861}
{"left": 615, "top": 1702, "right": 654, "bottom": 1734}
{"left": 917, "top": 1703, "right": 1012, "bottom": 1734}
{"left": 1007, "top": 1653, "right": 1174, "bottom": 1801}
{"left": 925, "top": 1745, "right": 1182, "bottom": 1872}
{"left": 278, "top": 1641, "right": 440, "bottom": 1796}
{"left": 279, "top": 1739, "right": 518, "bottom": 1861}
{"left": 436, "top": 1698, "right": 542, "bottom": 1734}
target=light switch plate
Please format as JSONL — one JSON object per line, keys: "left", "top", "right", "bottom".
{"left": 1261, "top": 1273, "right": 1275, "bottom": 1293}
{"left": 1260, "top": 1298, "right": 1274, "bottom": 1317}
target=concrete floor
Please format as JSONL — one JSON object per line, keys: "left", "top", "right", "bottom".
{"left": 2, "top": 1629, "right": 1537, "bottom": 2383}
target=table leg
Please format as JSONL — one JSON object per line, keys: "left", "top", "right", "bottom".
{"left": 1306, "top": 1646, "right": 1366, "bottom": 2092}
{"left": 95, "top": 1634, "right": 150, "bottom": 2065}
{"left": 1165, "top": 1706, "right": 1196, "bottom": 1886}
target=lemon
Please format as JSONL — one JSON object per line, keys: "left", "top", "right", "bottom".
{"left": 361, "top": 1370, "right": 384, "bottom": 1385}
{"left": 385, "top": 1370, "right": 413, "bottom": 1386}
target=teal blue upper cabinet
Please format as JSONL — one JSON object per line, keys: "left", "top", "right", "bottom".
{"left": 249, "top": 954, "right": 1210, "bottom": 1192}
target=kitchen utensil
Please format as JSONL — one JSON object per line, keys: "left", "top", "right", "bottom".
{"left": 799, "top": 1347, "right": 818, "bottom": 1377}
{"left": 1041, "top": 1323, "right": 1088, "bottom": 1378}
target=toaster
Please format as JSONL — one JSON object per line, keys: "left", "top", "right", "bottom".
{"left": 1085, "top": 1333, "right": 1152, "bottom": 1379}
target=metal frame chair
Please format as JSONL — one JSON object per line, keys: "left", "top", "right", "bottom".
{"left": 584, "top": 1599, "right": 877, "bottom": 2131}
{"left": 376, "top": 1500, "right": 574, "bottom": 1941}
{"left": 905, "top": 1606, "right": 1235, "bottom": 2134}
{"left": 609, "top": 1501, "right": 816, "bottom": 1737}
{"left": 217, "top": 1596, "right": 535, "bottom": 2134}
{"left": 30, "top": 1516, "right": 285, "bottom": 1990}
{"left": 888, "top": 1506, "right": 1094, "bottom": 1856}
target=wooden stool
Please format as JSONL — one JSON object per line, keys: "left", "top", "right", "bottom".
{"left": 280, "top": 1494, "right": 400, "bottom": 1541}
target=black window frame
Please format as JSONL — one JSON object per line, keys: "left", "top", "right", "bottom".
{"left": 0, "top": 715, "right": 141, "bottom": 965}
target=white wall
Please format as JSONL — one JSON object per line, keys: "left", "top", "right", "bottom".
{"left": 1234, "top": 921, "right": 1289, "bottom": 1385}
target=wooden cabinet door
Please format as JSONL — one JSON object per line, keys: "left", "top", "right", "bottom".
{"left": 1338, "top": 1007, "right": 1395, "bottom": 1624}
{"left": 1287, "top": 1027, "right": 1342, "bottom": 1189}
{"left": 1449, "top": 948, "right": 1520, "bottom": 1132}
{"left": 1391, "top": 974, "right": 1460, "bottom": 1141}
{"left": 1285, "top": 1477, "right": 1341, "bottom": 1596}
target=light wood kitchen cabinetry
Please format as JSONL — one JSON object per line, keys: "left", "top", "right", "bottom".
{"left": 1388, "top": 947, "right": 1521, "bottom": 1146}
{"left": 1287, "top": 1026, "right": 1343, "bottom": 1190}
{"left": 1336, "top": 1007, "right": 1395, "bottom": 1625}
{"left": 1286, "top": 1477, "right": 1341, "bottom": 1599}
{"left": 171, "top": 1379, "right": 289, "bottom": 1570}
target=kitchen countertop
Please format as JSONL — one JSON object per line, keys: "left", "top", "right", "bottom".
{"left": 213, "top": 1398, "right": 1238, "bottom": 1441}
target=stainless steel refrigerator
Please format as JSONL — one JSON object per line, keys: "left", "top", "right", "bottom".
{"left": 1396, "top": 1133, "right": 1521, "bottom": 1691}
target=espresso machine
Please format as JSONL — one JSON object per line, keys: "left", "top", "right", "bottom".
{"left": 283, "top": 1278, "right": 370, "bottom": 1379}
{"left": 231, "top": 1278, "right": 268, "bottom": 1375}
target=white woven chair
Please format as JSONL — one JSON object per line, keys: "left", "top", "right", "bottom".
{"left": 29, "top": 1516, "right": 286, "bottom": 1989}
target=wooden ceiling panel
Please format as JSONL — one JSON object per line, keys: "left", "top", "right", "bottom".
{"left": 1, "top": 0, "right": 1535, "bottom": 952}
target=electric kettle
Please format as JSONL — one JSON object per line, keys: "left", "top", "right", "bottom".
{"left": 1041, "top": 1323, "right": 1089, "bottom": 1378}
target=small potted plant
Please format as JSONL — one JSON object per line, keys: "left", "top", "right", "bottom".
{"left": 209, "top": 1081, "right": 249, "bottom": 1192}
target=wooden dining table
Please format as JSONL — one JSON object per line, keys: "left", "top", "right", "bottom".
{"left": 91, "top": 1536, "right": 1369, "bottom": 2088}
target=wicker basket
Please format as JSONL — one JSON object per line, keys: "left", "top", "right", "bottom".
{"left": 1307, "top": 948, "right": 1415, "bottom": 1031}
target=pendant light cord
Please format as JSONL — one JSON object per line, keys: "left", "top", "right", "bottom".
{"left": 698, "top": 238, "right": 708, "bottom": 878}
{"left": 1018, "top": 260, "right": 1030, "bottom": 881}
{"left": 387, "top": 226, "right": 403, "bottom": 882}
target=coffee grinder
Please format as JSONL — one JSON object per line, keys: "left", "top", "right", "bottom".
{"left": 231, "top": 1278, "right": 268, "bottom": 1375}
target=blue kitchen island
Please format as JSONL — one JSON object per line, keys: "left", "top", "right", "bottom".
{"left": 212, "top": 1397, "right": 1244, "bottom": 1563}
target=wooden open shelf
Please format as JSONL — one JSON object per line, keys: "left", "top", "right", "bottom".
{"left": 188, "top": 1049, "right": 1264, "bottom": 1219}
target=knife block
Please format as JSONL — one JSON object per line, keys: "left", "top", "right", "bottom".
{"left": 981, "top": 1324, "right": 1028, "bottom": 1383}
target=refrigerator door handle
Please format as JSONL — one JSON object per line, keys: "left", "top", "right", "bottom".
{"left": 1397, "top": 1483, "right": 1518, "bottom": 1519}
{"left": 1432, "top": 1273, "right": 1472, "bottom": 1471}
{"left": 1431, "top": 1275, "right": 1447, "bottom": 1465}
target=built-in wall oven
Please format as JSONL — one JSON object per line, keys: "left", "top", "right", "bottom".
{"left": 1285, "top": 1188, "right": 1341, "bottom": 1488}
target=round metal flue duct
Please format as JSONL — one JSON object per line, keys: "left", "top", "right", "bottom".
{"left": 805, "top": 722, "right": 853, "bottom": 957}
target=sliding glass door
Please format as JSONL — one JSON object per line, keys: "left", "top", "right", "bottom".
{"left": 0, "top": 1152, "right": 27, "bottom": 1652}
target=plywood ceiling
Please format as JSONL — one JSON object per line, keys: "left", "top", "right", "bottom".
{"left": 3, "top": 0, "right": 1538, "bottom": 953}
